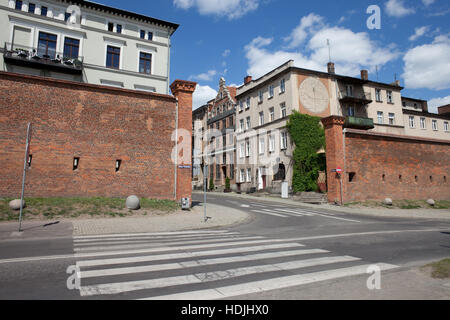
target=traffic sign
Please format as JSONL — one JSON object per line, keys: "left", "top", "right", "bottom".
{"left": 336, "top": 167, "right": 342, "bottom": 173}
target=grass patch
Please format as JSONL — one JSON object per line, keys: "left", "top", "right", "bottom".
{"left": 0, "top": 197, "right": 180, "bottom": 222}
{"left": 422, "top": 259, "right": 450, "bottom": 279}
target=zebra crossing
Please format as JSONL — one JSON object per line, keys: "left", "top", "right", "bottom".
{"left": 72, "top": 230, "right": 398, "bottom": 299}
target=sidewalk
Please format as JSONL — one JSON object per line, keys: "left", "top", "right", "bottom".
{"left": 196, "top": 191, "right": 450, "bottom": 220}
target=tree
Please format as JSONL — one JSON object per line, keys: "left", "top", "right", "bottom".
{"left": 209, "top": 178, "right": 215, "bottom": 191}
{"left": 286, "top": 112, "right": 326, "bottom": 192}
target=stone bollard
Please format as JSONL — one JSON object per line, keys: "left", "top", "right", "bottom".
{"left": 126, "top": 195, "right": 140, "bottom": 210}
{"left": 9, "top": 199, "right": 26, "bottom": 210}
{"left": 426, "top": 199, "right": 435, "bottom": 206}
{"left": 383, "top": 198, "right": 393, "bottom": 206}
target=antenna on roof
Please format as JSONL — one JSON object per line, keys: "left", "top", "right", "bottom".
{"left": 327, "top": 39, "right": 332, "bottom": 62}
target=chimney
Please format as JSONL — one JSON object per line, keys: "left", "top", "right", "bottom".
{"left": 244, "top": 76, "right": 252, "bottom": 85}
{"left": 360, "top": 70, "right": 368, "bottom": 81}
{"left": 327, "top": 62, "right": 335, "bottom": 74}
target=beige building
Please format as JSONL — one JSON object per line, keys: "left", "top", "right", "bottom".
{"left": 235, "top": 60, "right": 449, "bottom": 194}
{"left": 0, "top": 0, "right": 178, "bottom": 93}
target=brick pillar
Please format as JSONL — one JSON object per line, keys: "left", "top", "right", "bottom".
{"left": 321, "top": 116, "right": 346, "bottom": 204}
{"left": 170, "top": 80, "right": 197, "bottom": 202}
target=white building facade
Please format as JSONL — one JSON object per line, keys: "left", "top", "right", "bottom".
{"left": 0, "top": 0, "right": 178, "bottom": 94}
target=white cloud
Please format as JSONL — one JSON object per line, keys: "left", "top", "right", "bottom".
{"left": 422, "top": 0, "right": 435, "bottom": 6}
{"left": 222, "top": 49, "right": 231, "bottom": 57}
{"left": 245, "top": 15, "right": 399, "bottom": 79}
{"left": 189, "top": 70, "right": 217, "bottom": 81}
{"left": 403, "top": 35, "right": 450, "bottom": 90}
{"left": 284, "top": 13, "right": 324, "bottom": 48}
{"left": 409, "top": 26, "right": 430, "bottom": 41}
{"left": 385, "top": 0, "right": 415, "bottom": 17}
{"left": 173, "top": 0, "right": 259, "bottom": 20}
{"left": 193, "top": 85, "right": 217, "bottom": 110}
{"left": 428, "top": 95, "right": 450, "bottom": 113}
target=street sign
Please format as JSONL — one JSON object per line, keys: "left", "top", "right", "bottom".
{"left": 336, "top": 167, "right": 342, "bottom": 173}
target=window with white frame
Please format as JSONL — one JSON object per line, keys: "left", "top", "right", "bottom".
{"left": 346, "top": 85, "right": 353, "bottom": 97}
{"left": 348, "top": 106, "right": 355, "bottom": 117}
{"left": 409, "top": 116, "right": 415, "bottom": 128}
{"left": 280, "top": 103, "right": 287, "bottom": 118}
{"left": 246, "top": 97, "right": 250, "bottom": 109}
{"left": 259, "top": 112, "right": 264, "bottom": 126}
{"left": 388, "top": 113, "right": 395, "bottom": 125}
{"left": 387, "top": 91, "right": 393, "bottom": 103}
{"left": 246, "top": 117, "right": 251, "bottom": 130}
{"left": 444, "top": 121, "right": 449, "bottom": 132}
{"left": 269, "top": 107, "right": 275, "bottom": 122}
{"left": 420, "top": 117, "right": 426, "bottom": 129}
{"left": 280, "top": 79, "right": 286, "bottom": 93}
{"left": 269, "top": 85, "right": 274, "bottom": 98}
{"left": 246, "top": 168, "right": 252, "bottom": 182}
{"left": 259, "top": 137, "right": 265, "bottom": 155}
{"left": 375, "top": 89, "right": 382, "bottom": 102}
{"left": 377, "top": 111, "right": 384, "bottom": 124}
{"left": 432, "top": 120, "right": 438, "bottom": 131}
{"left": 281, "top": 132, "right": 288, "bottom": 150}
{"left": 239, "top": 101, "right": 243, "bottom": 112}
{"left": 258, "top": 90, "right": 263, "bottom": 103}
{"left": 245, "top": 140, "right": 250, "bottom": 157}
{"left": 269, "top": 134, "right": 275, "bottom": 153}
{"left": 239, "top": 119, "right": 244, "bottom": 132}
{"left": 239, "top": 143, "right": 245, "bottom": 158}
{"left": 240, "top": 169, "right": 245, "bottom": 183}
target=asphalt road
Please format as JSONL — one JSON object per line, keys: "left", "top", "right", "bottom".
{"left": 0, "top": 193, "right": 449, "bottom": 300}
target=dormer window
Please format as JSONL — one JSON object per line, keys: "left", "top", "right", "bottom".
{"left": 108, "top": 22, "right": 114, "bottom": 32}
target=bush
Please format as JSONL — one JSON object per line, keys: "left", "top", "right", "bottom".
{"left": 209, "top": 178, "right": 215, "bottom": 191}
{"left": 225, "top": 177, "right": 231, "bottom": 190}
{"left": 286, "top": 112, "right": 326, "bottom": 193}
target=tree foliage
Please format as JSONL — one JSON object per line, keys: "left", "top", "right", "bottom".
{"left": 286, "top": 112, "right": 326, "bottom": 192}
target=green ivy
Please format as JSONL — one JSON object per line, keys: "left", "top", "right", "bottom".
{"left": 286, "top": 112, "right": 326, "bottom": 192}
{"left": 209, "top": 178, "right": 215, "bottom": 191}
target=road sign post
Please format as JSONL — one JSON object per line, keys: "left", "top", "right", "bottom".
{"left": 203, "top": 165, "right": 208, "bottom": 223}
{"left": 19, "top": 123, "right": 32, "bottom": 232}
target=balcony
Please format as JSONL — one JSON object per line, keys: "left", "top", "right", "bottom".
{"left": 339, "top": 91, "right": 372, "bottom": 105}
{"left": 3, "top": 43, "right": 83, "bottom": 75}
{"left": 344, "top": 116, "right": 375, "bottom": 130}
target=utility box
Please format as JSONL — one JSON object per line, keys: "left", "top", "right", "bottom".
{"left": 281, "top": 182, "right": 289, "bottom": 199}
{"left": 181, "top": 197, "right": 191, "bottom": 210}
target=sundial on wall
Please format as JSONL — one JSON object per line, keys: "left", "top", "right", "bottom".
{"left": 299, "top": 77, "right": 329, "bottom": 113}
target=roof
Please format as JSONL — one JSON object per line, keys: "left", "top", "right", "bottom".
{"left": 63, "top": 0, "right": 179, "bottom": 34}
{"left": 402, "top": 96, "right": 427, "bottom": 103}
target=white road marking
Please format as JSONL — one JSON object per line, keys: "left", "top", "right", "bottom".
{"left": 250, "top": 210, "right": 288, "bottom": 218}
{"left": 73, "top": 230, "right": 231, "bottom": 240}
{"left": 265, "top": 209, "right": 308, "bottom": 217}
{"left": 79, "top": 248, "right": 329, "bottom": 278}
{"left": 79, "top": 256, "right": 363, "bottom": 296}
{"left": 140, "top": 263, "right": 398, "bottom": 300}
{"left": 273, "top": 208, "right": 316, "bottom": 216}
{"left": 74, "top": 232, "right": 241, "bottom": 243}
{"left": 76, "top": 243, "right": 304, "bottom": 267}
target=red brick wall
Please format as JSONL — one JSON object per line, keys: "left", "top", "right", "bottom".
{"left": 322, "top": 116, "right": 450, "bottom": 203}
{"left": 0, "top": 72, "right": 194, "bottom": 201}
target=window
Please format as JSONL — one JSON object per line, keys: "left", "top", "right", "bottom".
{"left": 269, "top": 107, "right": 275, "bottom": 122}
{"left": 409, "top": 116, "right": 415, "bottom": 128}
{"left": 269, "top": 134, "right": 275, "bottom": 153}
{"left": 239, "top": 101, "right": 244, "bottom": 112}
{"left": 108, "top": 22, "right": 114, "bottom": 32}
{"left": 432, "top": 120, "right": 438, "bottom": 131}
{"left": 239, "top": 143, "right": 245, "bottom": 158}
{"left": 259, "top": 112, "right": 264, "bottom": 126}
{"left": 259, "top": 137, "right": 265, "bottom": 155}
{"left": 375, "top": 89, "right": 382, "bottom": 102}
{"left": 37, "top": 32, "right": 57, "bottom": 59}
{"left": 27, "top": 154, "right": 32, "bottom": 168}
{"left": 246, "top": 97, "right": 250, "bottom": 109}
{"left": 387, "top": 91, "right": 393, "bottom": 104}
{"left": 73, "top": 157, "right": 80, "bottom": 170}
{"left": 139, "top": 52, "right": 152, "bottom": 74}
{"left": 64, "top": 12, "right": 71, "bottom": 22}
{"left": 216, "top": 164, "right": 221, "bottom": 179}
{"left": 106, "top": 45, "right": 120, "bottom": 69}
{"left": 116, "top": 24, "right": 122, "bottom": 34}
{"left": 15, "top": 0, "right": 22, "bottom": 10}
{"left": 246, "top": 117, "right": 250, "bottom": 130}
{"left": 258, "top": 90, "right": 263, "bottom": 103}
{"left": 148, "top": 32, "right": 153, "bottom": 41}
{"left": 281, "top": 132, "right": 288, "bottom": 150}
{"left": 420, "top": 117, "right": 426, "bottom": 129}
{"left": 269, "top": 85, "right": 274, "bottom": 98}
{"left": 140, "top": 30, "right": 145, "bottom": 39}
{"left": 388, "top": 113, "right": 395, "bottom": 125}
{"left": 377, "top": 111, "right": 383, "bottom": 124}
{"left": 229, "top": 116, "right": 234, "bottom": 127}
{"left": 348, "top": 106, "right": 355, "bottom": 117}
{"left": 444, "top": 122, "right": 449, "bottom": 132}
{"left": 63, "top": 37, "right": 80, "bottom": 59}
{"left": 28, "top": 3, "right": 35, "bottom": 13}
{"left": 246, "top": 168, "right": 252, "bottom": 182}
{"left": 239, "top": 119, "right": 244, "bottom": 132}
{"left": 240, "top": 169, "right": 245, "bottom": 183}
{"left": 222, "top": 119, "right": 227, "bottom": 130}
{"left": 280, "top": 79, "right": 286, "bottom": 93}
{"left": 274, "top": 163, "right": 286, "bottom": 181}
{"left": 280, "top": 103, "right": 287, "bottom": 118}
{"left": 41, "top": 6, "right": 47, "bottom": 16}
{"left": 346, "top": 85, "right": 353, "bottom": 97}
{"left": 245, "top": 140, "right": 250, "bottom": 157}
{"left": 115, "top": 160, "right": 122, "bottom": 172}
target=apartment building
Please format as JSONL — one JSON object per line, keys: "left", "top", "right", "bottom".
{"left": 192, "top": 104, "right": 208, "bottom": 190}
{"left": 235, "top": 60, "right": 449, "bottom": 194}
{"left": 0, "top": 0, "right": 178, "bottom": 93}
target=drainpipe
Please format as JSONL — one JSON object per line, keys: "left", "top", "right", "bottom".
{"left": 174, "top": 100, "right": 179, "bottom": 200}
{"left": 166, "top": 33, "right": 171, "bottom": 95}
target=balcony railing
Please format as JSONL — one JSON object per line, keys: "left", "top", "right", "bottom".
{"left": 3, "top": 43, "right": 83, "bottom": 74}
{"left": 339, "top": 91, "right": 372, "bottom": 105}
{"left": 344, "top": 116, "right": 375, "bottom": 130}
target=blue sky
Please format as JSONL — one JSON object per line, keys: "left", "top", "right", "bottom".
{"left": 99, "top": 0, "right": 449, "bottom": 112}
